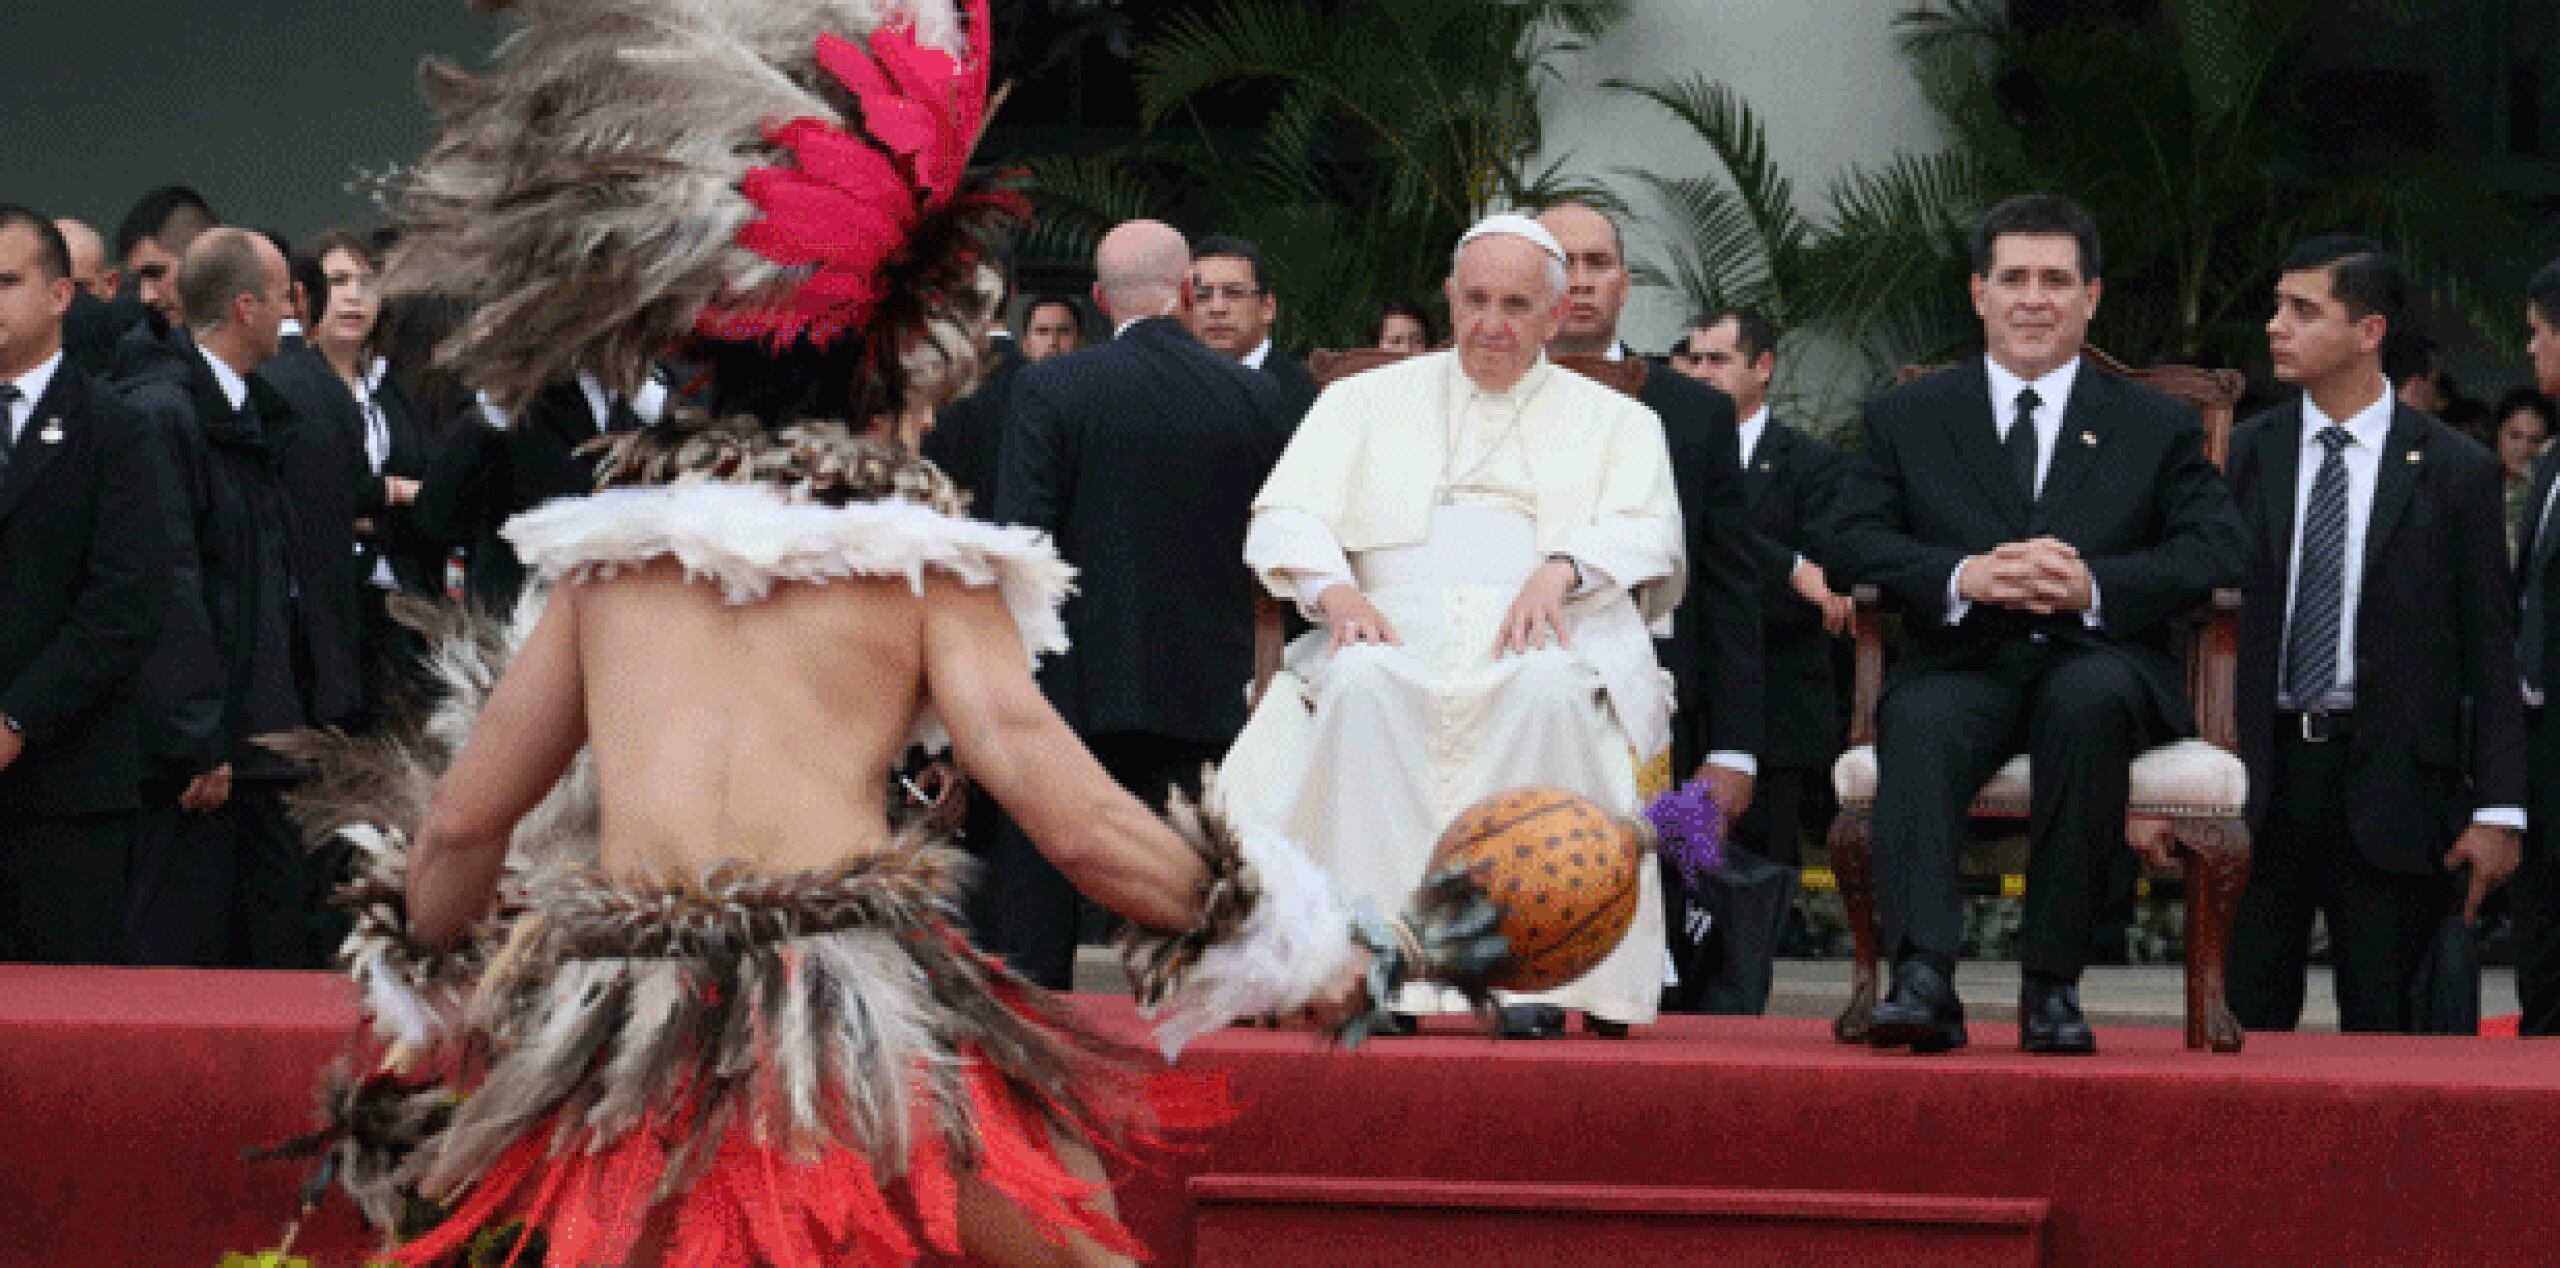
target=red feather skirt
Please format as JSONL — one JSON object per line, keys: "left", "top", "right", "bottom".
{"left": 384, "top": 860, "right": 1231, "bottom": 1267}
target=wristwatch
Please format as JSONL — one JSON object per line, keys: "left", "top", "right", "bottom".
{"left": 1546, "top": 553, "right": 1585, "bottom": 591}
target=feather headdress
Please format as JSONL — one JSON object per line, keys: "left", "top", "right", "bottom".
{"left": 388, "top": 0, "right": 1022, "bottom": 421}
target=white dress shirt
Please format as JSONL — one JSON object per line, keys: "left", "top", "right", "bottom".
{"left": 1242, "top": 338, "right": 1272, "bottom": 371}
{"left": 2282, "top": 382, "right": 2520, "bottom": 829}
{"left": 202, "top": 345, "right": 251, "bottom": 412}
{"left": 2, "top": 350, "right": 63, "bottom": 448}
{"left": 1944, "top": 355, "right": 2102, "bottom": 628}
{"left": 1737, "top": 403, "right": 1769, "bottom": 469}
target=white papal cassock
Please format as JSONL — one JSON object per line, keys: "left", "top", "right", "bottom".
{"left": 1220, "top": 350, "right": 1685, "bottom": 1023}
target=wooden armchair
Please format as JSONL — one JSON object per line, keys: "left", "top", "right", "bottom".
{"left": 1246, "top": 350, "right": 1652, "bottom": 704}
{"left": 1827, "top": 346, "right": 2251, "bottom": 1053}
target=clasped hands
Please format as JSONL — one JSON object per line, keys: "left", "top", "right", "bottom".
{"left": 1958, "top": 537, "right": 2093, "bottom": 616}
{"left": 1318, "top": 558, "right": 1581, "bottom": 658}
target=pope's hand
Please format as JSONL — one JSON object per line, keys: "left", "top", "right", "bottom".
{"left": 1496, "top": 559, "right": 1577, "bottom": 657}
{"left": 1317, "top": 583, "right": 1401, "bottom": 648}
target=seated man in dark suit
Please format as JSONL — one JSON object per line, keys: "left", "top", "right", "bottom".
{"left": 2226, "top": 238, "right": 2524, "bottom": 1033}
{"left": 1830, "top": 194, "right": 2246, "bottom": 1054}
{"left": 0, "top": 206, "right": 170, "bottom": 964}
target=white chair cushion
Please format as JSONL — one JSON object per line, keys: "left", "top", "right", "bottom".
{"left": 1831, "top": 737, "right": 2246, "bottom": 818}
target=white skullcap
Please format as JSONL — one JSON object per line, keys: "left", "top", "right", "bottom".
{"left": 1456, "top": 213, "right": 1566, "bottom": 263}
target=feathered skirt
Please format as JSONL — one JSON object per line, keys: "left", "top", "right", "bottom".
{"left": 385, "top": 843, "right": 1226, "bottom": 1267}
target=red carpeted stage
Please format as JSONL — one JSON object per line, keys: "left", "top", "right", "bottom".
{"left": 4, "top": 965, "right": 2554, "bottom": 1266}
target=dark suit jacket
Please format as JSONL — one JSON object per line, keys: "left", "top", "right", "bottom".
{"left": 2230, "top": 399, "right": 2525, "bottom": 874}
{"left": 923, "top": 336, "right": 1026, "bottom": 516}
{"left": 127, "top": 343, "right": 356, "bottom": 776}
{"left": 258, "top": 345, "right": 376, "bottom": 722}
{"left": 2516, "top": 445, "right": 2560, "bottom": 700}
{"left": 994, "top": 316, "right": 1293, "bottom": 742}
{"left": 1745, "top": 418, "right": 1847, "bottom": 766}
{"left": 1260, "top": 347, "right": 1320, "bottom": 425}
{"left": 1638, "top": 364, "right": 1765, "bottom": 773}
{"left": 60, "top": 292, "right": 141, "bottom": 380}
{"left": 1830, "top": 360, "right": 2247, "bottom": 735}
{"left": 0, "top": 362, "right": 168, "bottom": 815}
{"left": 413, "top": 381, "right": 634, "bottom": 613}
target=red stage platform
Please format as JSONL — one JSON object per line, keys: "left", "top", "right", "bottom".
{"left": 3, "top": 966, "right": 2555, "bottom": 1266}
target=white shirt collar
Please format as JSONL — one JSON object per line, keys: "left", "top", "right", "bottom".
{"left": 1738, "top": 403, "right": 1771, "bottom": 468}
{"left": 577, "top": 372, "right": 614, "bottom": 429}
{"left": 1983, "top": 354, "right": 2081, "bottom": 426}
{"left": 278, "top": 318, "right": 304, "bottom": 340}
{"left": 200, "top": 344, "right": 251, "bottom": 412}
{"left": 1603, "top": 340, "right": 1629, "bottom": 362}
{"left": 2301, "top": 377, "right": 2395, "bottom": 451}
{"left": 2, "top": 350, "right": 64, "bottom": 444}
{"left": 1242, "top": 338, "right": 1273, "bottom": 370}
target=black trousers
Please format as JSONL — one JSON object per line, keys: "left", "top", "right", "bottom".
{"left": 965, "top": 732, "right": 1221, "bottom": 991}
{"left": 1871, "top": 641, "right": 2159, "bottom": 981}
{"left": 2512, "top": 705, "right": 2560, "bottom": 1037}
{"left": 0, "top": 811, "right": 135, "bottom": 964}
{"left": 234, "top": 780, "right": 346, "bottom": 970}
{"left": 2227, "top": 726, "right": 2456, "bottom": 1033}
{"left": 125, "top": 780, "right": 239, "bottom": 967}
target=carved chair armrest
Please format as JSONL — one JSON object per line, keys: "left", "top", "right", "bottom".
{"left": 1845, "top": 584, "right": 1887, "bottom": 748}
{"left": 2185, "top": 588, "right": 2243, "bottom": 753}
{"left": 1250, "top": 590, "right": 1286, "bottom": 710}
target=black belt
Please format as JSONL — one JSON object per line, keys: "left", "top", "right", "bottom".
{"left": 2279, "top": 708, "right": 2353, "bottom": 743}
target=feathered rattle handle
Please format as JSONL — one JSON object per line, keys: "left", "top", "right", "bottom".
{"left": 1643, "top": 779, "right": 1727, "bottom": 892}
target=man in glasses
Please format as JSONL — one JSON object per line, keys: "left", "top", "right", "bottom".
{"left": 1188, "top": 234, "right": 1318, "bottom": 423}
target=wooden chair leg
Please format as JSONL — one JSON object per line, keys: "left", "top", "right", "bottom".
{"left": 2173, "top": 815, "right": 2251, "bottom": 1053}
{"left": 1829, "top": 805, "right": 1879, "bottom": 1044}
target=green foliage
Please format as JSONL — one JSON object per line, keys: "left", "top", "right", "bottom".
{"left": 1614, "top": 0, "right": 2529, "bottom": 439}
{"left": 1021, "top": 0, "right": 1629, "bottom": 348}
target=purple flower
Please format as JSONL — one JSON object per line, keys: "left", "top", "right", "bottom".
{"left": 1645, "top": 780, "right": 1725, "bottom": 892}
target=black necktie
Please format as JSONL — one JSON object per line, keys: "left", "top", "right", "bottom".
{"left": 0, "top": 384, "right": 20, "bottom": 482}
{"left": 2285, "top": 425, "right": 2354, "bottom": 708}
{"left": 2005, "top": 386, "right": 2042, "bottom": 502}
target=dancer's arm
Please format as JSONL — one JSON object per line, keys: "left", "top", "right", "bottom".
{"left": 921, "top": 577, "right": 1209, "bottom": 932}
{"left": 410, "top": 590, "right": 589, "bottom": 947}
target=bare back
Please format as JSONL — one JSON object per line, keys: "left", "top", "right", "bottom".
{"left": 578, "top": 558, "right": 925, "bottom": 878}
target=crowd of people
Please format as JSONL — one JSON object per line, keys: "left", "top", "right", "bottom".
{"left": 1, "top": 177, "right": 2555, "bottom": 1048}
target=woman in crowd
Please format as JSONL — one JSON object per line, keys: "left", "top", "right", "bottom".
{"left": 2496, "top": 387, "right": 2557, "bottom": 559}
{"left": 1372, "top": 298, "right": 1438, "bottom": 353}
{"left": 297, "top": 230, "right": 444, "bottom": 706}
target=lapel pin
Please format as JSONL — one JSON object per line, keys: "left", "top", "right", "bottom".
{"left": 37, "top": 419, "right": 62, "bottom": 444}
{"left": 2079, "top": 430, "right": 2097, "bottom": 446}
{"left": 1758, "top": 461, "right": 1773, "bottom": 473}
{"left": 2405, "top": 450, "right": 2422, "bottom": 464}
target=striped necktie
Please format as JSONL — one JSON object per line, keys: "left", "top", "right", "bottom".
{"left": 2284, "top": 425, "right": 2354, "bottom": 708}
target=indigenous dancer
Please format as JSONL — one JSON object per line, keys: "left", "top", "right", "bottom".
{"left": 256, "top": 2, "right": 1501, "bottom": 1264}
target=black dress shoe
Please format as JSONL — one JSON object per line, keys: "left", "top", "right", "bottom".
{"left": 1868, "top": 958, "right": 1968, "bottom": 1054}
{"left": 2019, "top": 978, "right": 2097, "bottom": 1055}
{"left": 1497, "top": 1003, "right": 1565, "bottom": 1039}
{"left": 1583, "top": 1015, "right": 1631, "bottom": 1039}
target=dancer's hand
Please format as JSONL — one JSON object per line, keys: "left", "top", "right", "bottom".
{"left": 2125, "top": 815, "right": 2178, "bottom": 870}
{"left": 1317, "top": 584, "right": 1400, "bottom": 648}
{"left": 1283, "top": 949, "right": 1374, "bottom": 1032}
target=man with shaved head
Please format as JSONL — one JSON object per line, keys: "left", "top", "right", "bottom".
{"left": 53, "top": 218, "right": 125, "bottom": 378}
{"left": 978, "top": 219, "right": 1295, "bottom": 987}
{"left": 52, "top": 219, "right": 116, "bottom": 302}
{"left": 122, "top": 227, "right": 353, "bottom": 967}
{"left": 1224, "top": 214, "right": 1685, "bottom": 1037}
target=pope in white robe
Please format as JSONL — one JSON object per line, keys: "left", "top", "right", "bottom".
{"left": 1219, "top": 216, "right": 1685, "bottom": 1027}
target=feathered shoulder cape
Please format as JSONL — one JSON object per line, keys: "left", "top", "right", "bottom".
{"left": 503, "top": 419, "right": 1072, "bottom": 749}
